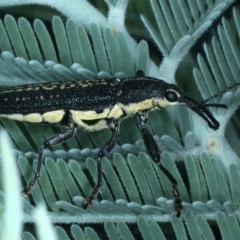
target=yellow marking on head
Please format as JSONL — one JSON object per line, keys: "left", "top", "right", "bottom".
{"left": 42, "top": 110, "right": 65, "bottom": 123}
{"left": 24, "top": 113, "right": 42, "bottom": 123}
{"left": 119, "top": 99, "right": 154, "bottom": 115}
{"left": 70, "top": 109, "right": 110, "bottom": 120}
{"left": 157, "top": 89, "right": 182, "bottom": 108}
{"left": 157, "top": 98, "right": 178, "bottom": 108}
{"left": 108, "top": 104, "right": 124, "bottom": 119}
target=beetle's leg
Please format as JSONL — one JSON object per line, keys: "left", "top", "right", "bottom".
{"left": 136, "top": 70, "right": 145, "bottom": 77}
{"left": 83, "top": 121, "right": 120, "bottom": 208}
{"left": 137, "top": 113, "right": 182, "bottom": 217}
{"left": 22, "top": 127, "right": 77, "bottom": 196}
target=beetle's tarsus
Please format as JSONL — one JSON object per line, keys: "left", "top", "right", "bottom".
{"left": 83, "top": 198, "right": 92, "bottom": 209}
{"left": 22, "top": 187, "right": 30, "bottom": 197}
{"left": 173, "top": 184, "right": 183, "bottom": 217}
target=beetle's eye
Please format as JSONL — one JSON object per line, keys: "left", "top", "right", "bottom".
{"left": 165, "top": 91, "right": 178, "bottom": 102}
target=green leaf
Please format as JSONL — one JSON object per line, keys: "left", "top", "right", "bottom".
{"left": 0, "top": 1, "right": 240, "bottom": 240}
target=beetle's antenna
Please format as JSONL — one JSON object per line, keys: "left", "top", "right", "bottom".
{"left": 200, "top": 82, "right": 240, "bottom": 105}
{"left": 203, "top": 103, "right": 227, "bottom": 109}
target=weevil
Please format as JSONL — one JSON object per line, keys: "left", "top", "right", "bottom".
{"left": 0, "top": 70, "right": 224, "bottom": 217}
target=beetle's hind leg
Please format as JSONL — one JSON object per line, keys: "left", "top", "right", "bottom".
{"left": 83, "top": 121, "right": 120, "bottom": 208}
{"left": 137, "top": 113, "right": 182, "bottom": 217}
{"left": 22, "top": 127, "right": 77, "bottom": 196}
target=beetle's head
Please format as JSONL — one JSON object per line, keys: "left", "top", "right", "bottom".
{"left": 155, "top": 83, "right": 220, "bottom": 130}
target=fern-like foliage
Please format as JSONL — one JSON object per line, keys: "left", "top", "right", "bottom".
{"left": 0, "top": 0, "right": 240, "bottom": 239}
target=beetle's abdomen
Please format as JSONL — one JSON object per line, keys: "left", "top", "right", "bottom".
{"left": 0, "top": 79, "right": 121, "bottom": 125}
{"left": 0, "top": 79, "right": 120, "bottom": 113}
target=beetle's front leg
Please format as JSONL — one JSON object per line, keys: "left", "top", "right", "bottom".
{"left": 83, "top": 120, "right": 120, "bottom": 208}
{"left": 137, "top": 113, "right": 182, "bottom": 217}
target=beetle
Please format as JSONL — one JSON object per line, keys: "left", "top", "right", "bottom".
{"left": 0, "top": 70, "right": 222, "bottom": 217}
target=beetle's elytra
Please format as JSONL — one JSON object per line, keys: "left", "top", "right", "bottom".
{"left": 0, "top": 71, "right": 220, "bottom": 217}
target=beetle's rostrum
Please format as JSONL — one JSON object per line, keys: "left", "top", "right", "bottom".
{"left": 178, "top": 95, "right": 220, "bottom": 130}
{"left": 0, "top": 71, "right": 221, "bottom": 217}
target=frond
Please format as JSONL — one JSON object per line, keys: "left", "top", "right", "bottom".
{"left": 193, "top": 7, "right": 240, "bottom": 168}
{"left": 0, "top": 1, "right": 239, "bottom": 240}
{"left": 1, "top": 139, "right": 240, "bottom": 238}
{"left": 142, "top": 0, "right": 235, "bottom": 82}
{"left": 142, "top": 0, "right": 235, "bottom": 56}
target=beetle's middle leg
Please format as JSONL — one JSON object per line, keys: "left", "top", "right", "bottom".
{"left": 83, "top": 120, "right": 120, "bottom": 208}
{"left": 137, "top": 113, "right": 182, "bottom": 217}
